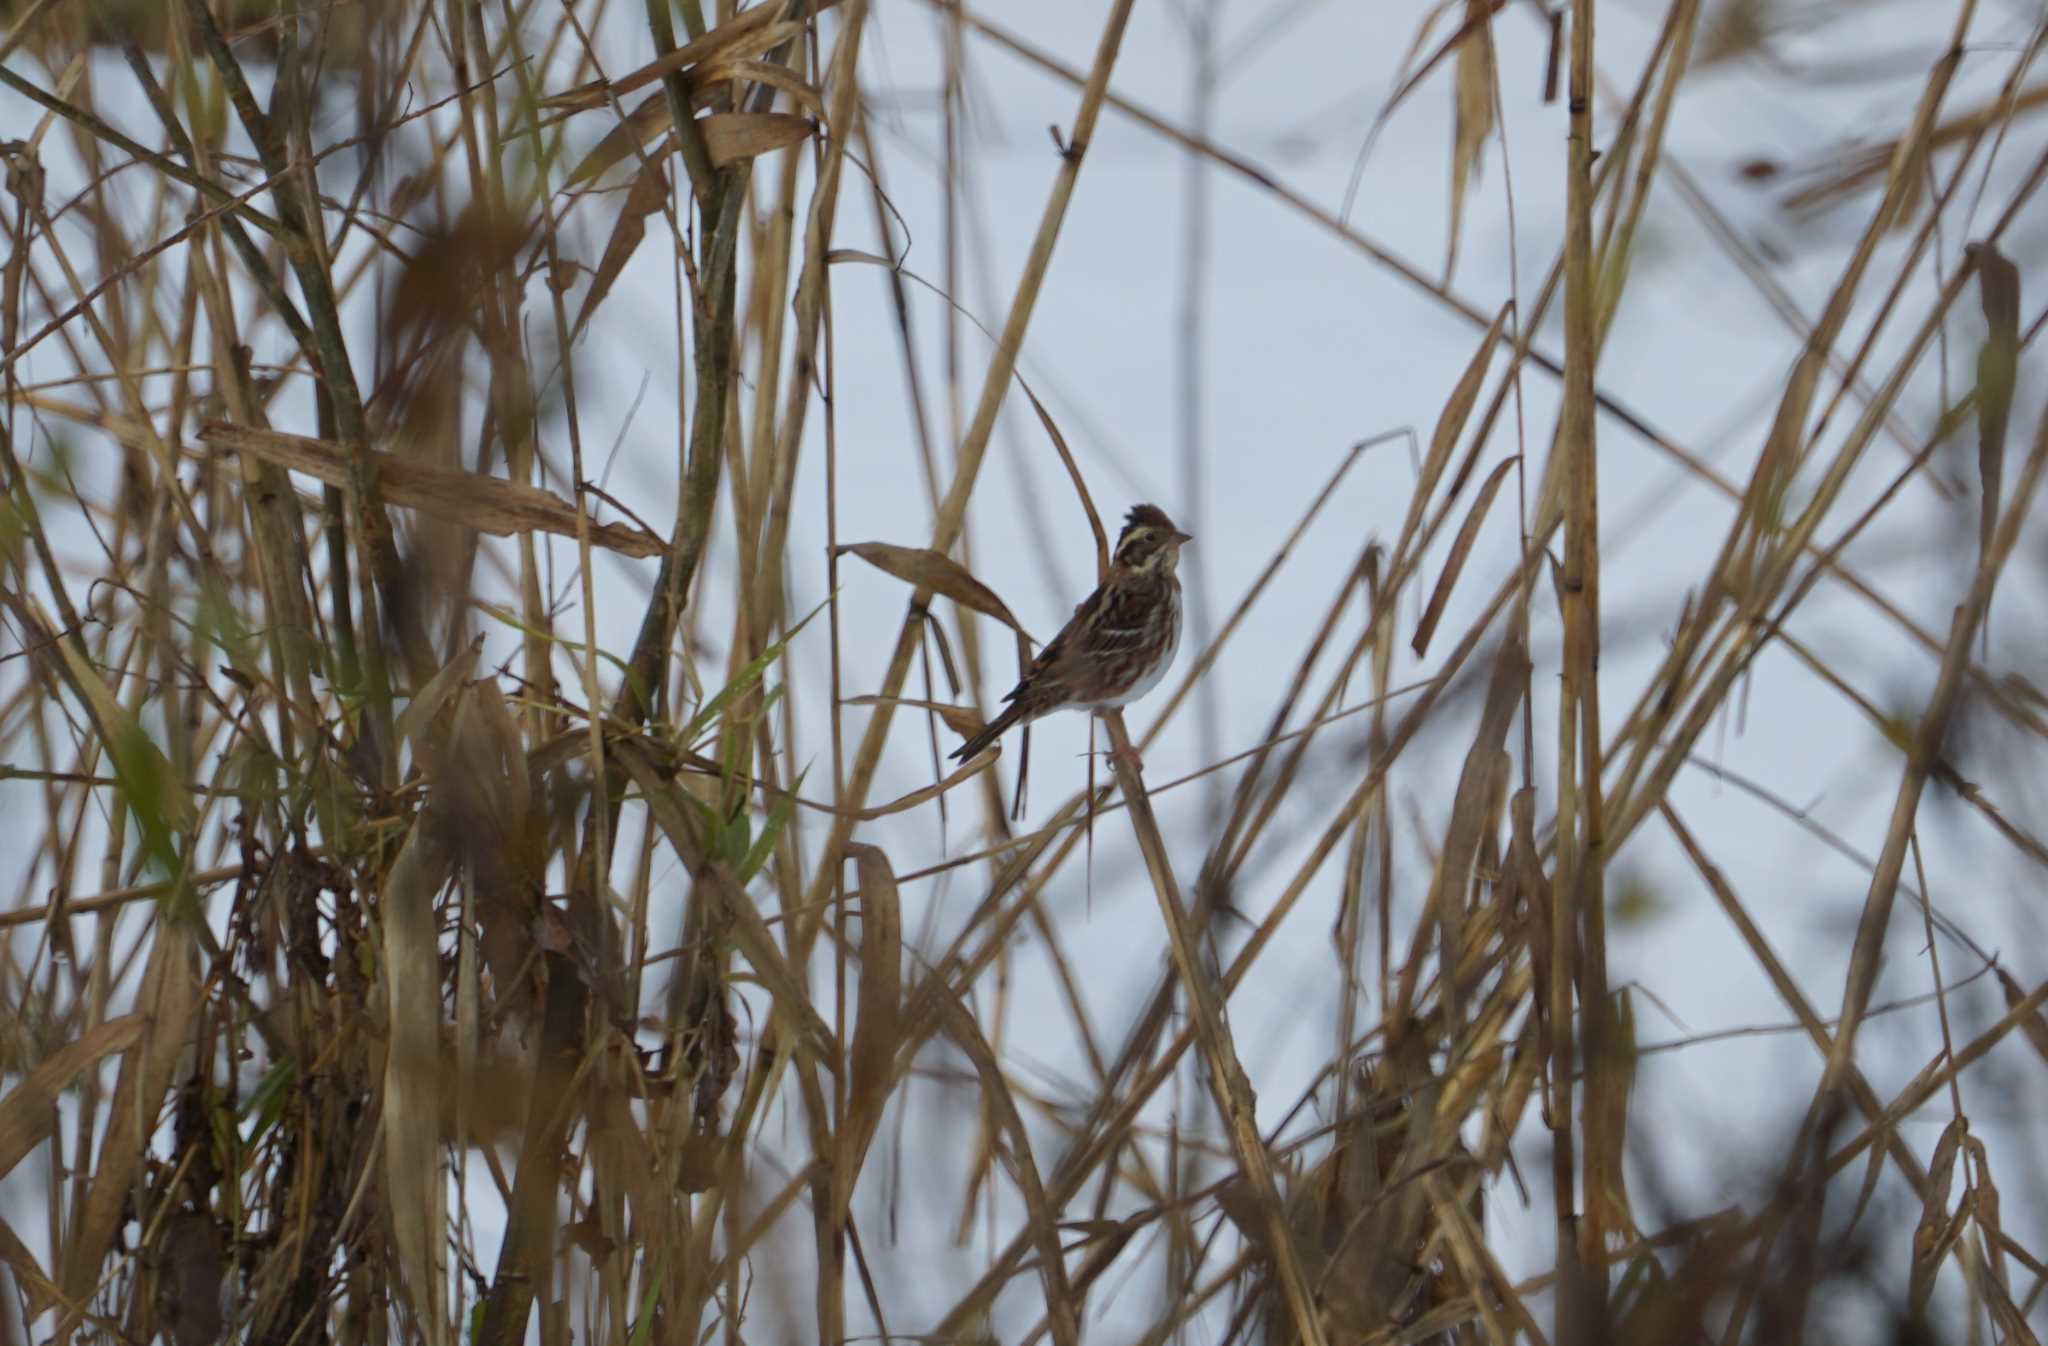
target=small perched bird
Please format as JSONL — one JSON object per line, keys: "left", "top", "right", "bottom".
{"left": 950, "top": 504, "right": 1192, "bottom": 764}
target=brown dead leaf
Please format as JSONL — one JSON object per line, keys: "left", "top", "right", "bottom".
{"left": 197, "top": 423, "right": 665, "bottom": 558}
{"left": 674, "top": 1133, "right": 725, "bottom": 1193}
{"left": 836, "top": 541, "right": 1032, "bottom": 638}
{"left": 576, "top": 157, "right": 671, "bottom": 336}
{"left": 699, "top": 112, "right": 815, "bottom": 168}
{"left": 161, "top": 1209, "right": 226, "bottom": 1346}
{"left": 841, "top": 695, "right": 984, "bottom": 739}
{"left": 694, "top": 60, "right": 827, "bottom": 120}
{"left": 0, "top": 1015, "right": 143, "bottom": 1178}
{"left": 381, "top": 821, "right": 455, "bottom": 1346}
{"left": 1447, "top": 0, "right": 1497, "bottom": 282}
{"left": 1970, "top": 241, "right": 2020, "bottom": 562}
{"left": 850, "top": 752, "right": 997, "bottom": 819}
{"left": 1909, "top": 1115, "right": 1966, "bottom": 1313}
{"left": 566, "top": 92, "right": 672, "bottom": 187}
{"left": 540, "top": 12, "right": 816, "bottom": 113}
{"left": 0, "top": 1215, "right": 62, "bottom": 1321}
{"left": 843, "top": 845, "right": 903, "bottom": 1171}
{"left": 1995, "top": 967, "right": 2048, "bottom": 1064}
{"left": 1413, "top": 454, "right": 1518, "bottom": 658}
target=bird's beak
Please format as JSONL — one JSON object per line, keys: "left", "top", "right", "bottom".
{"left": 1173, "top": 530, "right": 1195, "bottom": 546}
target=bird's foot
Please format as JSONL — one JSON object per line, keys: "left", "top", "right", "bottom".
{"left": 1102, "top": 741, "right": 1145, "bottom": 776}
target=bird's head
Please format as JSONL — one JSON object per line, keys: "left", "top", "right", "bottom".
{"left": 1113, "top": 503, "right": 1193, "bottom": 577}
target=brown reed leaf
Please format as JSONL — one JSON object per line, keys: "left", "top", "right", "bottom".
{"left": 0, "top": 1215, "right": 62, "bottom": 1321}
{"left": 1971, "top": 241, "right": 2020, "bottom": 561}
{"left": 380, "top": 821, "right": 454, "bottom": 1346}
{"left": 58, "top": 925, "right": 200, "bottom": 1308}
{"left": 1585, "top": 988, "right": 1638, "bottom": 1236}
{"left": 840, "top": 695, "right": 984, "bottom": 738}
{"left": 1909, "top": 1116, "right": 1967, "bottom": 1313}
{"left": 614, "top": 744, "right": 837, "bottom": 1061}
{"left": 575, "top": 157, "right": 671, "bottom": 336}
{"left": 1420, "top": 300, "right": 1510, "bottom": 514}
{"left": 845, "top": 753, "right": 993, "bottom": 818}
{"left": 198, "top": 422, "right": 666, "bottom": 558}
{"left": 541, "top": 12, "right": 817, "bottom": 112}
{"left": 1993, "top": 966, "right": 2048, "bottom": 1064}
{"left": 0, "top": 1016, "right": 143, "bottom": 1179}
{"left": 842, "top": 845, "right": 903, "bottom": 1172}
{"left": 1414, "top": 454, "right": 1518, "bottom": 657}
{"left": 1446, "top": 0, "right": 1496, "bottom": 281}
{"left": 699, "top": 112, "right": 816, "bottom": 168}
{"left": 160, "top": 1209, "right": 227, "bottom": 1346}
{"left": 564, "top": 92, "right": 671, "bottom": 186}
{"left": 835, "top": 541, "right": 1032, "bottom": 637}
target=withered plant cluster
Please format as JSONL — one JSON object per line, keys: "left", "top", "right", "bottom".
{"left": 1, "top": 0, "right": 2047, "bottom": 1343}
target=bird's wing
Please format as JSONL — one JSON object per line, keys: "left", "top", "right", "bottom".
{"left": 1076, "top": 580, "right": 1160, "bottom": 656}
{"left": 999, "top": 582, "right": 1108, "bottom": 705}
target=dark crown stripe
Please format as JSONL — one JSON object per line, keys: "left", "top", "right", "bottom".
{"left": 1123, "top": 503, "right": 1173, "bottom": 532}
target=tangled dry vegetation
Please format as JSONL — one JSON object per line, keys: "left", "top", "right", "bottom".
{"left": 1, "top": 0, "right": 2047, "bottom": 1342}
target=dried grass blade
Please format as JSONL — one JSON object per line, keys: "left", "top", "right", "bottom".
{"left": 0, "top": 1015, "right": 143, "bottom": 1178}
{"left": 1414, "top": 455, "right": 1518, "bottom": 657}
{"left": 848, "top": 754, "right": 992, "bottom": 819}
{"left": 392, "top": 641, "right": 481, "bottom": 754}
{"left": 1017, "top": 379, "right": 1107, "bottom": 578}
{"left": 198, "top": 423, "right": 667, "bottom": 557}
{"left": 544, "top": 14, "right": 815, "bottom": 111}
{"left": 1585, "top": 989, "right": 1637, "bottom": 1234}
{"left": 842, "top": 845, "right": 903, "bottom": 1170}
{"left": 50, "top": 612, "right": 195, "bottom": 838}
{"left": 1431, "top": 633, "right": 1527, "bottom": 1026}
{"left": 565, "top": 92, "right": 671, "bottom": 185}
{"left": 699, "top": 112, "right": 815, "bottom": 168}
{"left": 57, "top": 924, "right": 199, "bottom": 1306}
{"left": 1994, "top": 966, "right": 2048, "bottom": 1063}
{"left": 0, "top": 1214, "right": 65, "bottom": 1321}
{"left": 841, "top": 695, "right": 984, "bottom": 738}
{"left": 1446, "top": 0, "right": 1497, "bottom": 281}
{"left": 695, "top": 60, "right": 828, "bottom": 119}
{"left": 932, "top": 987, "right": 1081, "bottom": 1346}
{"left": 613, "top": 744, "right": 836, "bottom": 1062}
{"left": 836, "top": 541, "right": 1032, "bottom": 637}
{"left": 1908, "top": 1116, "right": 1966, "bottom": 1312}
{"left": 574, "top": 158, "right": 671, "bottom": 336}
{"left": 381, "top": 821, "right": 454, "bottom": 1346}
{"left": 1379, "top": 0, "right": 1510, "bottom": 128}
{"left": 1970, "top": 241, "right": 2020, "bottom": 561}
{"left": 1420, "top": 301, "right": 1510, "bottom": 513}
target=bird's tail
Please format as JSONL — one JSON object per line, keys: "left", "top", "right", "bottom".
{"left": 950, "top": 701, "right": 1028, "bottom": 762}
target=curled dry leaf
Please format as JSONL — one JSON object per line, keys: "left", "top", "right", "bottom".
{"left": 836, "top": 541, "right": 1033, "bottom": 639}
{"left": 1909, "top": 1115, "right": 1967, "bottom": 1312}
{"left": 198, "top": 423, "right": 666, "bottom": 559}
